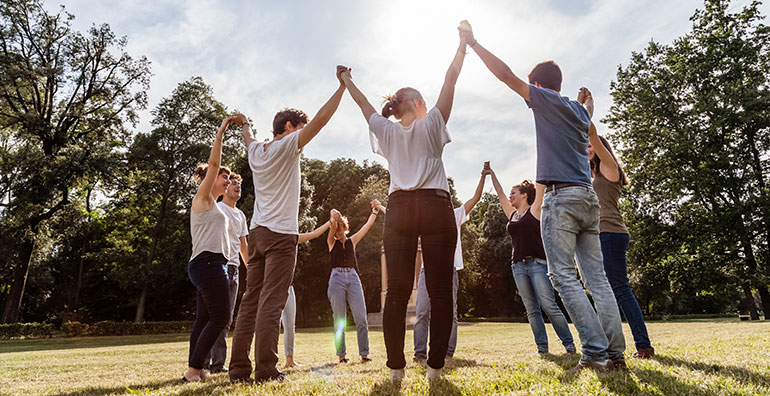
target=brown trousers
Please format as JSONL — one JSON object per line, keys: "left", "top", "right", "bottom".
{"left": 229, "top": 226, "right": 297, "bottom": 380}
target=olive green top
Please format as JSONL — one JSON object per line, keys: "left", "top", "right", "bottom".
{"left": 592, "top": 169, "right": 629, "bottom": 235}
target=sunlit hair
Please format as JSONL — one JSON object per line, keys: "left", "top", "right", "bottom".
{"left": 193, "top": 163, "right": 231, "bottom": 184}
{"left": 229, "top": 172, "right": 243, "bottom": 184}
{"left": 336, "top": 216, "right": 350, "bottom": 237}
{"left": 590, "top": 135, "right": 629, "bottom": 186}
{"left": 381, "top": 87, "right": 423, "bottom": 119}
{"left": 528, "top": 61, "right": 562, "bottom": 92}
{"left": 272, "top": 108, "right": 309, "bottom": 136}
{"left": 511, "top": 180, "right": 536, "bottom": 205}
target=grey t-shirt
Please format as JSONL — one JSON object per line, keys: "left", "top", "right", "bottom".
{"left": 526, "top": 84, "right": 592, "bottom": 185}
{"left": 217, "top": 202, "right": 250, "bottom": 266}
{"left": 190, "top": 202, "right": 230, "bottom": 261}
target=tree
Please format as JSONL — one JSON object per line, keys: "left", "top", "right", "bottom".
{"left": 604, "top": 0, "right": 770, "bottom": 319}
{"left": 0, "top": 0, "right": 150, "bottom": 323}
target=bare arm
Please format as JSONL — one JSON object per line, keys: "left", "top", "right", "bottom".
{"left": 588, "top": 122, "right": 620, "bottom": 182}
{"left": 340, "top": 68, "right": 377, "bottom": 123}
{"left": 327, "top": 209, "right": 341, "bottom": 252}
{"left": 351, "top": 210, "right": 379, "bottom": 247}
{"left": 488, "top": 166, "right": 515, "bottom": 219}
{"left": 298, "top": 69, "right": 347, "bottom": 149}
{"left": 435, "top": 37, "right": 468, "bottom": 123}
{"left": 371, "top": 199, "right": 386, "bottom": 214}
{"left": 464, "top": 167, "right": 487, "bottom": 214}
{"left": 532, "top": 183, "right": 545, "bottom": 221}
{"left": 233, "top": 113, "right": 256, "bottom": 147}
{"left": 192, "top": 116, "right": 231, "bottom": 212}
{"left": 298, "top": 220, "right": 331, "bottom": 243}
{"left": 461, "top": 22, "right": 530, "bottom": 101}
{"left": 577, "top": 87, "right": 594, "bottom": 118}
{"left": 239, "top": 236, "right": 249, "bottom": 265}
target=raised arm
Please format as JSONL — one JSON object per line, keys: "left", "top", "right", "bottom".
{"left": 232, "top": 113, "right": 255, "bottom": 147}
{"left": 339, "top": 67, "right": 377, "bottom": 123}
{"left": 351, "top": 205, "right": 380, "bottom": 247}
{"left": 464, "top": 165, "right": 488, "bottom": 214}
{"left": 577, "top": 87, "right": 594, "bottom": 119}
{"left": 589, "top": 122, "right": 620, "bottom": 182}
{"left": 460, "top": 21, "right": 530, "bottom": 101}
{"left": 371, "top": 199, "right": 386, "bottom": 214}
{"left": 298, "top": 220, "right": 331, "bottom": 243}
{"left": 435, "top": 34, "right": 468, "bottom": 123}
{"left": 487, "top": 163, "right": 516, "bottom": 219}
{"left": 298, "top": 68, "right": 347, "bottom": 149}
{"left": 192, "top": 116, "right": 231, "bottom": 212}
{"left": 532, "top": 183, "right": 545, "bottom": 221}
{"left": 327, "top": 209, "right": 341, "bottom": 252}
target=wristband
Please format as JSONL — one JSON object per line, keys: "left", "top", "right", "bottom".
{"left": 470, "top": 40, "right": 478, "bottom": 48}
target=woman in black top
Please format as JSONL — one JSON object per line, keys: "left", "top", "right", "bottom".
{"left": 325, "top": 201, "right": 381, "bottom": 363}
{"left": 487, "top": 163, "right": 576, "bottom": 354}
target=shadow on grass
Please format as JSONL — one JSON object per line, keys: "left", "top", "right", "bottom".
{"left": 0, "top": 333, "right": 189, "bottom": 354}
{"left": 48, "top": 378, "right": 199, "bottom": 396}
{"left": 653, "top": 355, "right": 770, "bottom": 388}
{"left": 633, "top": 368, "right": 742, "bottom": 396}
{"left": 428, "top": 377, "right": 462, "bottom": 395}
{"left": 367, "top": 378, "right": 403, "bottom": 396}
{"left": 597, "top": 368, "right": 645, "bottom": 395}
{"left": 540, "top": 352, "right": 581, "bottom": 371}
{"left": 445, "top": 357, "right": 490, "bottom": 370}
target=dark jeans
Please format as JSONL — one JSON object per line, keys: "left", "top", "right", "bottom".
{"left": 383, "top": 189, "right": 457, "bottom": 370}
{"left": 600, "top": 232, "right": 652, "bottom": 349}
{"left": 205, "top": 264, "right": 239, "bottom": 370}
{"left": 229, "top": 226, "right": 297, "bottom": 381}
{"left": 187, "top": 251, "right": 230, "bottom": 370}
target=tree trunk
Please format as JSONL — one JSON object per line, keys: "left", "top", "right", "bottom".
{"left": 1, "top": 237, "right": 35, "bottom": 323}
{"left": 742, "top": 283, "right": 760, "bottom": 320}
{"left": 72, "top": 187, "right": 93, "bottom": 310}
{"left": 757, "top": 285, "right": 770, "bottom": 320}
{"left": 134, "top": 284, "right": 148, "bottom": 323}
{"left": 133, "top": 191, "right": 170, "bottom": 323}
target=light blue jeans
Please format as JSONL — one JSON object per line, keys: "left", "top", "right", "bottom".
{"left": 414, "top": 268, "right": 459, "bottom": 359}
{"left": 327, "top": 268, "right": 369, "bottom": 356}
{"left": 280, "top": 285, "right": 296, "bottom": 356}
{"left": 512, "top": 257, "right": 575, "bottom": 353}
{"left": 540, "top": 186, "right": 625, "bottom": 362}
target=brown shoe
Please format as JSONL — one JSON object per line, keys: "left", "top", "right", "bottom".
{"left": 632, "top": 347, "right": 655, "bottom": 359}
{"left": 566, "top": 359, "right": 612, "bottom": 374}
{"left": 611, "top": 358, "right": 628, "bottom": 371}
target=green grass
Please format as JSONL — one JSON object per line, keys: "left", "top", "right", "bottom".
{"left": 1, "top": 320, "right": 769, "bottom": 395}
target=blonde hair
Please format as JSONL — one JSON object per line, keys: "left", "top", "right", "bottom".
{"left": 381, "top": 87, "right": 423, "bottom": 119}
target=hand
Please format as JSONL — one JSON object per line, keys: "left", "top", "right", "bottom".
{"left": 330, "top": 209, "right": 342, "bottom": 222}
{"left": 577, "top": 87, "right": 593, "bottom": 104}
{"left": 231, "top": 113, "right": 248, "bottom": 126}
{"left": 370, "top": 199, "right": 381, "bottom": 209}
{"left": 458, "top": 20, "right": 475, "bottom": 43}
{"left": 336, "top": 65, "right": 351, "bottom": 85}
{"left": 220, "top": 116, "right": 234, "bottom": 129}
{"left": 482, "top": 161, "right": 492, "bottom": 175}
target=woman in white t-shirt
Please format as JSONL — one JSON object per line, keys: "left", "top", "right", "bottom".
{"left": 338, "top": 30, "right": 468, "bottom": 382}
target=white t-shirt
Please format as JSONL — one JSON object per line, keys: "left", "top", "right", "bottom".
{"left": 248, "top": 131, "right": 302, "bottom": 235}
{"left": 420, "top": 205, "right": 468, "bottom": 271}
{"left": 369, "top": 106, "right": 451, "bottom": 194}
{"left": 218, "top": 202, "right": 249, "bottom": 266}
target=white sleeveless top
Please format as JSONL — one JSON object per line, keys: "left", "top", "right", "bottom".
{"left": 190, "top": 202, "right": 230, "bottom": 261}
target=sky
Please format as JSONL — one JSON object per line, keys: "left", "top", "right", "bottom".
{"left": 51, "top": 0, "right": 769, "bottom": 200}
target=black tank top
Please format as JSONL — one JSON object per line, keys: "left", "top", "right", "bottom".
{"left": 506, "top": 208, "right": 547, "bottom": 263}
{"left": 330, "top": 239, "right": 358, "bottom": 271}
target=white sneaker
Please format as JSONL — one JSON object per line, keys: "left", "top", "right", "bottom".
{"left": 390, "top": 368, "right": 405, "bottom": 383}
{"left": 426, "top": 366, "right": 442, "bottom": 381}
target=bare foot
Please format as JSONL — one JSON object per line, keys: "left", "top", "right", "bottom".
{"left": 183, "top": 367, "right": 204, "bottom": 382}
{"left": 284, "top": 356, "right": 299, "bottom": 368}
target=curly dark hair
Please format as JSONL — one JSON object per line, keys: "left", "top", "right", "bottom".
{"left": 272, "top": 108, "right": 309, "bottom": 136}
{"left": 512, "top": 180, "right": 536, "bottom": 205}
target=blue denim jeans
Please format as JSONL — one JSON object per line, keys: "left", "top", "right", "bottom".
{"left": 205, "top": 264, "right": 239, "bottom": 370}
{"left": 187, "top": 251, "right": 230, "bottom": 369}
{"left": 512, "top": 257, "right": 575, "bottom": 353}
{"left": 414, "top": 268, "right": 458, "bottom": 359}
{"left": 327, "top": 268, "right": 369, "bottom": 356}
{"left": 280, "top": 285, "right": 296, "bottom": 356}
{"left": 600, "top": 232, "right": 652, "bottom": 349}
{"left": 540, "top": 186, "right": 625, "bottom": 361}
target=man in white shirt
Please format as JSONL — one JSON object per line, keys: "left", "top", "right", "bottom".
{"left": 206, "top": 173, "right": 250, "bottom": 373}
{"left": 413, "top": 167, "right": 488, "bottom": 362}
{"left": 228, "top": 67, "right": 347, "bottom": 384}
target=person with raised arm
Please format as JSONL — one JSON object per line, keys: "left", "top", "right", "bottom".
{"left": 460, "top": 21, "right": 625, "bottom": 372}
{"left": 338, "top": 28, "right": 467, "bottom": 382}
{"left": 581, "top": 87, "right": 654, "bottom": 359}
{"left": 325, "top": 200, "right": 382, "bottom": 364}
{"left": 227, "top": 67, "right": 347, "bottom": 384}
{"left": 183, "top": 116, "right": 235, "bottom": 382}
{"left": 413, "top": 164, "right": 487, "bottom": 363}
{"left": 280, "top": 219, "right": 332, "bottom": 368}
{"left": 486, "top": 162, "right": 576, "bottom": 355}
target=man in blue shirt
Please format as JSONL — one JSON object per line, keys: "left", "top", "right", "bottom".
{"left": 459, "top": 21, "right": 625, "bottom": 372}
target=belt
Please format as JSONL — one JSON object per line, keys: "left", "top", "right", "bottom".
{"left": 544, "top": 182, "right": 589, "bottom": 192}
{"left": 389, "top": 188, "right": 450, "bottom": 199}
{"left": 332, "top": 267, "right": 356, "bottom": 272}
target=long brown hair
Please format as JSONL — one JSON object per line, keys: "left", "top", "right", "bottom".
{"left": 590, "top": 135, "right": 629, "bottom": 185}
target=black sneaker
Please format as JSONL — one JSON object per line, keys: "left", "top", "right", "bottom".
{"left": 361, "top": 357, "right": 372, "bottom": 363}
{"left": 254, "top": 371, "right": 289, "bottom": 384}
{"left": 566, "top": 359, "right": 612, "bottom": 374}
{"left": 230, "top": 376, "right": 254, "bottom": 384}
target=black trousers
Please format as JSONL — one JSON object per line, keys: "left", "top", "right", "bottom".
{"left": 382, "top": 189, "right": 457, "bottom": 370}
{"left": 187, "top": 251, "right": 230, "bottom": 369}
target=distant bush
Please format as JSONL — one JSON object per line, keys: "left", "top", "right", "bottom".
{"left": 0, "top": 321, "right": 193, "bottom": 340}
{"left": 0, "top": 323, "right": 57, "bottom": 339}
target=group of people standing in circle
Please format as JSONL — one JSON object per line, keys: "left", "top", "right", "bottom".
{"left": 182, "top": 20, "right": 655, "bottom": 384}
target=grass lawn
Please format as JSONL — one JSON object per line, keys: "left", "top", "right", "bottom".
{"left": 1, "top": 320, "right": 769, "bottom": 395}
